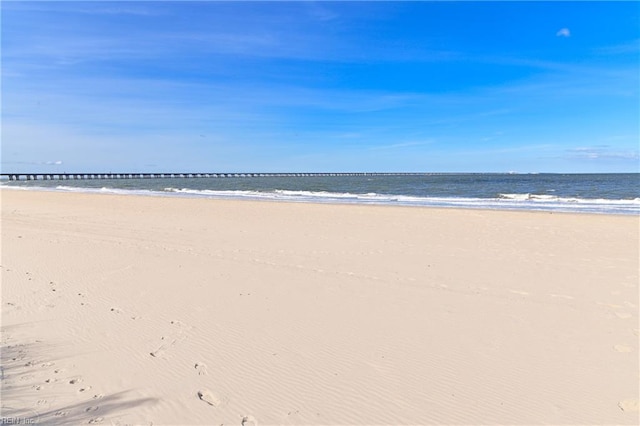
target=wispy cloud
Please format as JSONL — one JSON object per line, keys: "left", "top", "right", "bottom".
{"left": 594, "top": 39, "right": 640, "bottom": 55}
{"left": 74, "top": 6, "right": 159, "bottom": 17}
{"left": 3, "top": 2, "right": 638, "bottom": 173}
{"left": 369, "top": 140, "right": 434, "bottom": 151}
{"left": 565, "top": 146, "right": 640, "bottom": 161}
{"left": 2, "top": 160, "right": 64, "bottom": 166}
{"left": 2, "top": 1, "right": 459, "bottom": 66}
{"left": 305, "top": 1, "right": 340, "bottom": 22}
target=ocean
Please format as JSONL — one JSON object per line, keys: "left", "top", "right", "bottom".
{"left": 2, "top": 173, "right": 639, "bottom": 215}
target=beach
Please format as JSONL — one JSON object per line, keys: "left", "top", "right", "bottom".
{"left": 1, "top": 189, "right": 638, "bottom": 425}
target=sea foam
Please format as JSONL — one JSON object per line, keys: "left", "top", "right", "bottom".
{"left": 2, "top": 177, "right": 638, "bottom": 215}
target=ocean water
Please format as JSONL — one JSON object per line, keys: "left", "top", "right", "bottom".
{"left": 2, "top": 173, "right": 639, "bottom": 215}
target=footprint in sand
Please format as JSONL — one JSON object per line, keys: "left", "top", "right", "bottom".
{"left": 195, "top": 363, "right": 208, "bottom": 376}
{"left": 150, "top": 339, "right": 177, "bottom": 358}
{"left": 85, "top": 406, "right": 99, "bottom": 413}
{"left": 550, "top": 294, "right": 574, "bottom": 300}
{"left": 88, "top": 417, "right": 104, "bottom": 424}
{"left": 110, "top": 307, "right": 123, "bottom": 314}
{"left": 197, "top": 390, "right": 221, "bottom": 407}
{"left": 79, "top": 386, "right": 92, "bottom": 393}
{"left": 170, "top": 320, "right": 193, "bottom": 331}
{"left": 613, "top": 344, "right": 632, "bottom": 353}
{"left": 150, "top": 321, "right": 190, "bottom": 357}
{"left": 598, "top": 302, "right": 623, "bottom": 309}
{"left": 69, "top": 378, "right": 82, "bottom": 384}
{"left": 618, "top": 399, "right": 639, "bottom": 412}
{"left": 241, "top": 415, "right": 258, "bottom": 426}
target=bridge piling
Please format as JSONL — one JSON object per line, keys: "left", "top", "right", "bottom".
{"left": 1, "top": 172, "right": 429, "bottom": 182}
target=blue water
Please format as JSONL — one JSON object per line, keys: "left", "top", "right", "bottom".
{"left": 2, "top": 173, "right": 639, "bottom": 215}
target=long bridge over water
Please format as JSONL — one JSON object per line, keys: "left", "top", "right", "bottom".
{"left": 1, "top": 172, "right": 426, "bottom": 181}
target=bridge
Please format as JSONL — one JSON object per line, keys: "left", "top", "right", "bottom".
{"left": 0, "top": 172, "right": 426, "bottom": 181}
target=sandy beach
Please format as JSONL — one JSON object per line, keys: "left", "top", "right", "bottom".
{"left": 1, "top": 189, "right": 638, "bottom": 425}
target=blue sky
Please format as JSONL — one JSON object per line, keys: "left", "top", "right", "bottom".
{"left": 2, "top": 1, "right": 639, "bottom": 173}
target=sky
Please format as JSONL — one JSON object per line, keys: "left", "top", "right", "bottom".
{"left": 2, "top": 1, "right": 639, "bottom": 173}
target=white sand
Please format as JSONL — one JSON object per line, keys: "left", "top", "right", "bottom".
{"left": 1, "top": 189, "right": 638, "bottom": 425}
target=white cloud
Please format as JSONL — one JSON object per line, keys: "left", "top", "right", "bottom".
{"left": 556, "top": 28, "right": 571, "bottom": 37}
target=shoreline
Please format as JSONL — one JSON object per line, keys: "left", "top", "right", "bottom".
{"left": 2, "top": 184, "right": 639, "bottom": 216}
{"left": 2, "top": 189, "right": 638, "bottom": 424}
